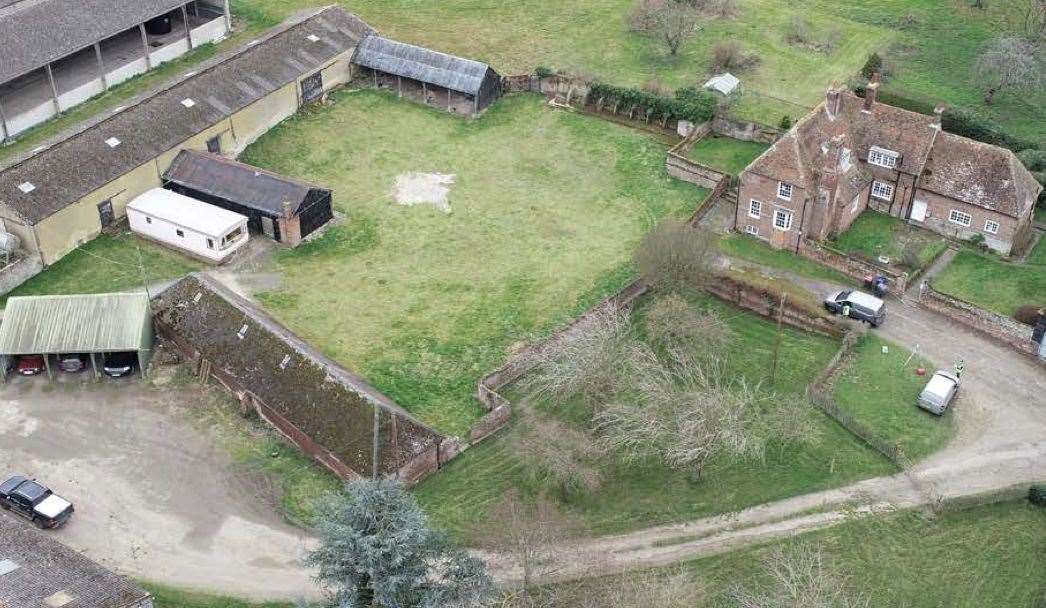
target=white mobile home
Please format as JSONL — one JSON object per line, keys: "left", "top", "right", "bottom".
{"left": 127, "top": 188, "right": 248, "bottom": 263}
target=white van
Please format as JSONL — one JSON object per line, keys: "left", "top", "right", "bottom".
{"left": 917, "top": 371, "right": 959, "bottom": 416}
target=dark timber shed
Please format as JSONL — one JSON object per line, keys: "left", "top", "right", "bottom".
{"left": 351, "top": 35, "right": 502, "bottom": 116}
{"left": 162, "top": 150, "right": 333, "bottom": 246}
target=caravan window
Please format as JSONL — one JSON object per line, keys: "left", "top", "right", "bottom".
{"left": 221, "top": 226, "right": 245, "bottom": 249}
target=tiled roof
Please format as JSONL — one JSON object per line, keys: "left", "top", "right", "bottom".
{"left": 0, "top": 512, "right": 151, "bottom": 608}
{"left": 0, "top": 6, "right": 372, "bottom": 224}
{"left": 0, "top": 0, "right": 188, "bottom": 84}
{"left": 163, "top": 150, "right": 329, "bottom": 216}
{"left": 921, "top": 132, "right": 1042, "bottom": 218}
{"left": 352, "top": 35, "right": 495, "bottom": 95}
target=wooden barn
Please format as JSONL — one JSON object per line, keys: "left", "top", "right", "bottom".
{"left": 162, "top": 150, "right": 333, "bottom": 246}
{"left": 351, "top": 35, "right": 501, "bottom": 116}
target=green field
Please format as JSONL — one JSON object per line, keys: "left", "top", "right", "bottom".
{"left": 551, "top": 500, "right": 1046, "bottom": 607}
{"left": 833, "top": 210, "right": 948, "bottom": 271}
{"left": 0, "top": 232, "right": 202, "bottom": 307}
{"left": 240, "top": 91, "right": 702, "bottom": 435}
{"left": 933, "top": 249, "right": 1046, "bottom": 316}
{"left": 415, "top": 290, "right": 894, "bottom": 538}
{"left": 686, "top": 135, "right": 769, "bottom": 175}
{"left": 832, "top": 335, "right": 954, "bottom": 461}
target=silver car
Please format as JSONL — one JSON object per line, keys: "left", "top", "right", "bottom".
{"left": 918, "top": 371, "right": 959, "bottom": 415}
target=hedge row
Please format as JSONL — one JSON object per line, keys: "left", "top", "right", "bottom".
{"left": 853, "top": 85, "right": 1039, "bottom": 153}
{"left": 589, "top": 82, "right": 717, "bottom": 125}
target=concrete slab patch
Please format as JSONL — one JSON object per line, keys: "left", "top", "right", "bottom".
{"left": 392, "top": 172, "right": 455, "bottom": 213}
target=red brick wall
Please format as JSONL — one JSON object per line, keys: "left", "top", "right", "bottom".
{"left": 277, "top": 215, "right": 302, "bottom": 247}
{"left": 918, "top": 285, "right": 1039, "bottom": 358}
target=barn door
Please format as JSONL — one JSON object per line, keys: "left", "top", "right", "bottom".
{"left": 261, "top": 216, "right": 276, "bottom": 239}
{"left": 301, "top": 72, "right": 323, "bottom": 103}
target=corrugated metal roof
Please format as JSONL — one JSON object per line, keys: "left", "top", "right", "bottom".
{"left": 352, "top": 35, "right": 491, "bottom": 95}
{"left": 0, "top": 292, "right": 149, "bottom": 354}
{"left": 163, "top": 150, "right": 328, "bottom": 216}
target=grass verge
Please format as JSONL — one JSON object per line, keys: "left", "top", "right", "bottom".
{"left": 142, "top": 582, "right": 294, "bottom": 608}
{"left": 831, "top": 335, "right": 954, "bottom": 461}
{"left": 686, "top": 135, "right": 769, "bottom": 175}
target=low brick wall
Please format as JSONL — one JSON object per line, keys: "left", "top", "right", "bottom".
{"left": 798, "top": 240, "right": 908, "bottom": 293}
{"left": 469, "top": 404, "right": 513, "bottom": 443}
{"left": 919, "top": 285, "right": 1040, "bottom": 359}
{"left": 0, "top": 255, "right": 44, "bottom": 297}
{"left": 706, "top": 273, "right": 843, "bottom": 337}
{"left": 687, "top": 176, "right": 730, "bottom": 227}
{"left": 710, "top": 116, "right": 780, "bottom": 144}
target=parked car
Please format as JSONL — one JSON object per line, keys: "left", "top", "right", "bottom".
{"left": 823, "top": 290, "right": 886, "bottom": 327}
{"left": 918, "top": 371, "right": 959, "bottom": 416}
{"left": 102, "top": 351, "right": 136, "bottom": 377}
{"left": 0, "top": 476, "right": 74, "bottom": 529}
{"left": 58, "top": 354, "right": 88, "bottom": 373}
{"left": 17, "top": 355, "right": 46, "bottom": 375}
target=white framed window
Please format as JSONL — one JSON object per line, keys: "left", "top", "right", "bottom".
{"left": 949, "top": 209, "right": 972, "bottom": 227}
{"left": 984, "top": 219, "right": 999, "bottom": 234}
{"left": 867, "top": 146, "right": 899, "bottom": 169}
{"left": 745, "top": 225, "right": 759, "bottom": 236}
{"left": 773, "top": 209, "right": 793, "bottom": 231}
{"left": 871, "top": 180, "right": 894, "bottom": 201}
{"left": 777, "top": 182, "right": 793, "bottom": 201}
{"left": 749, "top": 199, "right": 762, "bottom": 218}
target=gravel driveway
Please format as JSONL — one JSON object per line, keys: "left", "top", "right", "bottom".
{"left": 0, "top": 373, "right": 317, "bottom": 601}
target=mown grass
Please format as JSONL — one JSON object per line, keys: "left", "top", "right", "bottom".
{"left": 0, "top": 231, "right": 201, "bottom": 307}
{"left": 833, "top": 210, "right": 948, "bottom": 271}
{"left": 832, "top": 335, "right": 954, "bottom": 461}
{"left": 415, "top": 290, "right": 894, "bottom": 538}
{"left": 686, "top": 135, "right": 769, "bottom": 175}
{"left": 551, "top": 500, "right": 1046, "bottom": 608}
{"left": 718, "top": 233, "right": 855, "bottom": 285}
{"left": 1026, "top": 233, "right": 1046, "bottom": 266}
{"left": 240, "top": 91, "right": 702, "bottom": 436}
{"left": 143, "top": 582, "right": 294, "bottom": 608}
{"left": 933, "top": 249, "right": 1046, "bottom": 316}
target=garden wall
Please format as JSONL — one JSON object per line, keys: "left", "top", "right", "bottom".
{"left": 798, "top": 239, "right": 908, "bottom": 293}
{"left": 666, "top": 148, "right": 727, "bottom": 189}
{"left": 710, "top": 116, "right": 780, "bottom": 144}
{"left": 705, "top": 273, "right": 843, "bottom": 337}
{"left": 0, "top": 255, "right": 43, "bottom": 296}
{"left": 918, "top": 284, "right": 1041, "bottom": 359}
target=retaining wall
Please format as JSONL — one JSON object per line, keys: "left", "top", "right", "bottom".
{"left": 918, "top": 285, "right": 1040, "bottom": 359}
{"left": 666, "top": 151, "right": 727, "bottom": 189}
{"left": 710, "top": 116, "right": 780, "bottom": 144}
{"left": 0, "top": 255, "right": 44, "bottom": 296}
{"left": 798, "top": 239, "right": 908, "bottom": 293}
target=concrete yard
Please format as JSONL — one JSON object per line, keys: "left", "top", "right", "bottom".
{"left": 0, "top": 371, "right": 316, "bottom": 601}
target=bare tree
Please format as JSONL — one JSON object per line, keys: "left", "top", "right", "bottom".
{"left": 594, "top": 355, "right": 817, "bottom": 480}
{"left": 729, "top": 544, "right": 870, "bottom": 608}
{"left": 478, "top": 492, "right": 581, "bottom": 594}
{"left": 1005, "top": 0, "right": 1046, "bottom": 45}
{"left": 634, "top": 218, "right": 718, "bottom": 292}
{"left": 974, "top": 36, "right": 1043, "bottom": 104}
{"left": 644, "top": 293, "right": 733, "bottom": 354}
{"left": 513, "top": 415, "right": 604, "bottom": 498}
{"left": 711, "top": 41, "right": 761, "bottom": 72}
{"left": 629, "top": 0, "right": 704, "bottom": 56}
{"left": 517, "top": 304, "right": 634, "bottom": 407}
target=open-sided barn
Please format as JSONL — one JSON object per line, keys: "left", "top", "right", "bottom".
{"left": 162, "top": 150, "right": 333, "bottom": 246}
{"left": 351, "top": 35, "right": 501, "bottom": 116}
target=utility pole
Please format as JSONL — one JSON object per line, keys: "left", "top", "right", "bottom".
{"left": 769, "top": 293, "right": 786, "bottom": 387}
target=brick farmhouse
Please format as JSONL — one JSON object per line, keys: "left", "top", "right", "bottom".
{"left": 735, "top": 78, "right": 1042, "bottom": 256}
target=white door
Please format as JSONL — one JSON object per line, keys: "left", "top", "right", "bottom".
{"left": 910, "top": 199, "right": 927, "bottom": 222}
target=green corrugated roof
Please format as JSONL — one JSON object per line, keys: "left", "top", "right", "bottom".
{"left": 0, "top": 292, "right": 149, "bottom": 354}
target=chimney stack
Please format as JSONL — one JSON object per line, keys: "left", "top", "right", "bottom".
{"left": 862, "top": 72, "right": 880, "bottom": 113}
{"left": 825, "top": 86, "right": 842, "bottom": 117}
{"left": 282, "top": 200, "right": 292, "bottom": 218}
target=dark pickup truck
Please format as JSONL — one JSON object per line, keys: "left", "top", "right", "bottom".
{"left": 0, "top": 476, "right": 74, "bottom": 529}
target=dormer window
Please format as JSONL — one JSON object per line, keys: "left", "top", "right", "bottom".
{"left": 868, "top": 146, "right": 899, "bottom": 169}
{"left": 777, "top": 182, "right": 793, "bottom": 201}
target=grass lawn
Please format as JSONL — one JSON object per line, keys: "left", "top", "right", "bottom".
{"left": 1036, "top": 206, "right": 1046, "bottom": 225}
{"left": 933, "top": 249, "right": 1046, "bottom": 316}
{"left": 553, "top": 500, "right": 1046, "bottom": 607}
{"left": 833, "top": 210, "right": 948, "bottom": 271}
{"left": 718, "top": 233, "right": 855, "bottom": 285}
{"left": 143, "top": 582, "right": 293, "bottom": 608}
{"left": 686, "top": 135, "right": 769, "bottom": 175}
{"left": 832, "top": 335, "right": 954, "bottom": 461}
{"left": 0, "top": 231, "right": 202, "bottom": 307}
{"left": 415, "top": 290, "right": 894, "bottom": 538}
{"left": 239, "top": 91, "right": 702, "bottom": 435}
